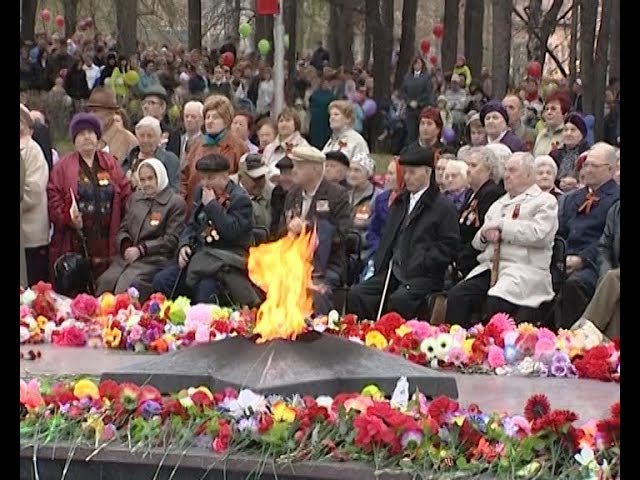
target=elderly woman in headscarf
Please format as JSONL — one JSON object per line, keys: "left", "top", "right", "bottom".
{"left": 479, "top": 101, "right": 526, "bottom": 153}
{"left": 322, "top": 100, "right": 370, "bottom": 161}
{"left": 96, "top": 159, "right": 186, "bottom": 300}
{"left": 348, "top": 153, "right": 382, "bottom": 255}
{"left": 534, "top": 155, "right": 564, "bottom": 198}
{"left": 549, "top": 113, "right": 590, "bottom": 186}
{"left": 123, "top": 116, "right": 180, "bottom": 192}
{"left": 47, "top": 113, "right": 131, "bottom": 282}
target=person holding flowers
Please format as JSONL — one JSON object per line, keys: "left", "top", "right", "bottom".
{"left": 95, "top": 159, "right": 186, "bottom": 301}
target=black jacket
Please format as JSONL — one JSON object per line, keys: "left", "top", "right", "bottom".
{"left": 32, "top": 122, "right": 53, "bottom": 172}
{"left": 457, "top": 180, "right": 505, "bottom": 277}
{"left": 269, "top": 185, "right": 288, "bottom": 238}
{"left": 375, "top": 185, "right": 459, "bottom": 289}
{"left": 179, "top": 180, "right": 253, "bottom": 253}
{"left": 279, "top": 179, "right": 352, "bottom": 277}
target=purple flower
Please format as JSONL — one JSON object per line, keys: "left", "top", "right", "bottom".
{"left": 140, "top": 400, "right": 162, "bottom": 419}
{"left": 551, "top": 362, "right": 567, "bottom": 377}
{"left": 149, "top": 301, "right": 161, "bottom": 316}
{"left": 538, "top": 364, "right": 549, "bottom": 377}
{"left": 59, "top": 403, "right": 70, "bottom": 414}
{"left": 401, "top": 429, "right": 423, "bottom": 448}
{"left": 552, "top": 352, "right": 570, "bottom": 365}
{"left": 127, "top": 287, "right": 140, "bottom": 299}
{"left": 469, "top": 413, "right": 488, "bottom": 433}
{"left": 237, "top": 417, "right": 258, "bottom": 433}
{"left": 79, "top": 397, "right": 92, "bottom": 409}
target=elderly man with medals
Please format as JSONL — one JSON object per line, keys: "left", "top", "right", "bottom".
{"left": 152, "top": 153, "right": 261, "bottom": 306}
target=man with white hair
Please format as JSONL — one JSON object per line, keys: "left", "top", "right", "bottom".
{"left": 445, "top": 152, "right": 559, "bottom": 327}
{"left": 556, "top": 142, "right": 620, "bottom": 328}
{"left": 122, "top": 116, "right": 180, "bottom": 192}
{"left": 179, "top": 101, "right": 204, "bottom": 164}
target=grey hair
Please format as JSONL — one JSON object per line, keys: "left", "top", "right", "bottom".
{"left": 184, "top": 100, "right": 204, "bottom": 117}
{"left": 444, "top": 159, "right": 468, "bottom": 178}
{"left": 534, "top": 155, "right": 558, "bottom": 179}
{"left": 466, "top": 146, "right": 503, "bottom": 183}
{"left": 135, "top": 115, "right": 162, "bottom": 138}
{"left": 589, "top": 142, "right": 617, "bottom": 167}
{"left": 509, "top": 152, "right": 536, "bottom": 179}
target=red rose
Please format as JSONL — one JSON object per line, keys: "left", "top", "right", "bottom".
{"left": 191, "top": 391, "right": 214, "bottom": 409}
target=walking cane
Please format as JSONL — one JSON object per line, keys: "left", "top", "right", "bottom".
{"left": 490, "top": 235, "right": 501, "bottom": 287}
{"left": 77, "top": 229, "right": 96, "bottom": 296}
{"left": 376, "top": 259, "right": 394, "bottom": 321}
{"left": 169, "top": 267, "right": 185, "bottom": 299}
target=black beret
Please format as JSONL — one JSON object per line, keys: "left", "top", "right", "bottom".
{"left": 275, "top": 155, "right": 294, "bottom": 170}
{"left": 196, "top": 153, "right": 230, "bottom": 173}
{"left": 324, "top": 150, "right": 350, "bottom": 168}
{"left": 398, "top": 146, "right": 435, "bottom": 168}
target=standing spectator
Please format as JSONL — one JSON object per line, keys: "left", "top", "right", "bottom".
{"left": 65, "top": 56, "right": 91, "bottom": 102}
{"left": 219, "top": 36, "right": 237, "bottom": 60}
{"left": 308, "top": 71, "right": 336, "bottom": 149}
{"left": 311, "top": 41, "right": 330, "bottom": 72}
{"left": 452, "top": 54, "right": 472, "bottom": 88}
{"left": 444, "top": 74, "right": 468, "bottom": 128}
{"left": 400, "top": 57, "right": 433, "bottom": 145}
{"left": 231, "top": 111, "right": 259, "bottom": 154}
{"left": 256, "top": 67, "right": 275, "bottom": 118}
{"left": 83, "top": 54, "right": 101, "bottom": 90}
{"left": 140, "top": 84, "right": 181, "bottom": 158}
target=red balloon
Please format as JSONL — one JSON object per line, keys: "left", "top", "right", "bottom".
{"left": 429, "top": 55, "right": 439, "bottom": 66}
{"left": 220, "top": 51, "right": 235, "bottom": 68}
{"left": 55, "top": 15, "right": 65, "bottom": 29}
{"left": 527, "top": 60, "right": 542, "bottom": 79}
{"left": 433, "top": 23, "right": 444, "bottom": 39}
{"left": 40, "top": 9, "right": 51, "bottom": 23}
{"left": 420, "top": 39, "right": 431, "bottom": 54}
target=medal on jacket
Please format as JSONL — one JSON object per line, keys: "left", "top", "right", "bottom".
{"left": 202, "top": 220, "right": 219, "bottom": 243}
{"left": 512, "top": 204, "right": 521, "bottom": 219}
{"left": 460, "top": 198, "right": 479, "bottom": 227}
{"left": 97, "top": 172, "right": 111, "bottom": 186}
{"left": 337, "top": 139, "right": 347, "bottom": 150}
{"left": 149, "top": 212, "right": 162, "bottom": 227}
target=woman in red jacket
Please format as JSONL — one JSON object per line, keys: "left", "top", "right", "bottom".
{"left": 47, "top": 113, "right": 131, "bottom": 284}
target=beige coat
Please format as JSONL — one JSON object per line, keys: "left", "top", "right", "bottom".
{"left": 99, "top": 122, "right": 139, "bottom": 166}
{"left": 532, "top": 123, "right": 564, "bottom": 157}
{"left": 262, "top": 131, "right": 309, "bottom": 179}
{"left": 20, "top": 138, "right": 50, "bottom": 248}
{"left": 322, "top": 127, "right": 370, "bottom": 161}
{"left": 20, "top": 153, "right": 27, "bottom": 286}
{"left": 468, "top": 184, "right": 558, "bottom": 308}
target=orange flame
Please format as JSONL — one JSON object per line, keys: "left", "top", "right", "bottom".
{"left": 248, "top": 227, "right": 316, "bottom": 343}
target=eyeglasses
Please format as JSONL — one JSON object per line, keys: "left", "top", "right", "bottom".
{"left": 582, "top": 162, "right": 610, "bottom": 169}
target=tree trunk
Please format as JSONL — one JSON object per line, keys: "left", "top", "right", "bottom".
{"left": 524, "top": 0, "right": 564, "bottom": 66}
{"left": 593, "top": 0, "right": 612, "bottom": 141}
{"left": 21, "top": 0, "right": 37, "bottom": 42}
{"left": 369, "top": 0, "right": 393, "bottom": 138}
{"left": 441, "top": 0, "right": 460, "bottom": 74}
{"left": 284, "top": 0, "right": 298, "bottom": 102}
{"left": 609, "top": 0, "right": 620, "bottom": 82}
{"left": 464, "top": 0, "right": 483, "bottom": 77}
{"left": 341, "top": 3, "right": 355, "bottom": 70}
{"left": 568, "top": 0, "right": 578, "bottom": 87}
{"left": 187, "top": 0, "right": 202, "bottom": 51}
{"left": 255, "top": 1, "right": 275, "bottom": 64}
{"left": 491, "top": 0, "right": 511, "bottom": 99}
{"left": 230, "top": 0, "right": 242, "bottom": 46}
{"left": 329, "top": 0, "right": 342, "bottom": 67}
{"left": 62, "top": 0, "right": 79, "bottom": 38}
{"left": 579, "top": 0, "right": 597, "bottom": 115}
{"left": 394, "top": 0, "right": 418, "bottom": 89}
{"left": 114, "top": 0, "right": 137, "bottom": 57}
{"left": 363, "top": 10, "right": 372, "bottom": 68}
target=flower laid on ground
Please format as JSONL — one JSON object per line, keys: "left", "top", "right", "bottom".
{"left": 19, "top": 285, "right": 620, "bottom": 382}
{"left": 20, "top": 377, "right": 619, "bottom": 478}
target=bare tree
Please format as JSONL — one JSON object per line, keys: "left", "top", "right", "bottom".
{"left": 363, "top": 11, "right": 372, "bottom": 68}
{"left": 62, "top": 0, "right": 79, "bottom": 38}
{"left": 593, "top": 0, "right": 612, "bottom": 140}
{"left": 114, "top": 0, "right": 138, "bottom": 57}
{"left": 329, "top": 0, "right": 354, "bottom": 69}
{"left": 464, "top": 0, "right": 483, "bottom": 77}
{"left": 568, "top": 0, "right": 578, "bottom": 87}
{"left": 284, "top": 0, "right": 298, "bottom": 102}
{"left": 609, "top": 0, "right": 620, "bottom": 81}
{"left": 521, "top": 0, "right": 564, "bottom": 65}
{"left": 188, "top": 0, "right": 202, "bottom": 51}
{"left": 491, "top": 0, "right": 511, "bottom": 99}
{"left": 367, "top": 0, "right": 393, "bottom": 140}
{"left": 441, "top": 0, "right": 460, "bottom": 74}
{"left": 394, "top": 0, "right": 418, "bottom": 89}
{"left": 579, "top": 0, "right": 597, "bottom": 115}
{"left": 230, "top": 0, "right": 242, "bottom": 46}
{"left": 21, "top": 0, "right": 37, "bottom": 42}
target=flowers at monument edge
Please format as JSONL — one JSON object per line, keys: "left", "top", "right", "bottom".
{"left": 20, "top": 283, "right": 620, "bottom": 383}
{"left": 20, "top": 376, "right": 619, "bottom": 478}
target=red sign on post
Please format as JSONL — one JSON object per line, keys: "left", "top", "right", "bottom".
{"left": 256, "top": 0, "right": 279, "bottom": 15}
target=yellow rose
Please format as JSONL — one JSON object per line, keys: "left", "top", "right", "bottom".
{"left": 365, "top": 330, "right": 388, "bottom": 349}
{"left": 73, "top": 378, "right": 100, "bottom": 400}
{"left": 271, "top": 400, "right": 296, "bottom": 423}
{"left": 361, "top": 384, "right": 384, "bottom": 400}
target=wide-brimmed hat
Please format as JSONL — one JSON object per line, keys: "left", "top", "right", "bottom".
{"left": 84, "top": 87, "right": 119, "bottom": 110}
{"left": 239, "top": 154, "right": 269, "bottom": 179}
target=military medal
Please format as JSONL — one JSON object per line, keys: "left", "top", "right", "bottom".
{"left": 97, "top": 172, "right": 111, "bottom": 186}
{"left": 149, "top": 212, "right": 161, "bottom": 227}
{"left": 512, "top": 204, "right": 521, "bottom": 219}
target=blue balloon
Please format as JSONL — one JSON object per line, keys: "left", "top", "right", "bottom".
{"left": 442, "top": 127, "right": 456, "bottom": 144}
{"left": 362, "top": 98, "right": 377, "bottom": 118}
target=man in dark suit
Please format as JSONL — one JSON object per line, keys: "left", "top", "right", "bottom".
{"left": 278, "top": 145, "right": 352, "bottom": 315}
{"left": 347, "top": 146, "right": 460, "bottom": 321}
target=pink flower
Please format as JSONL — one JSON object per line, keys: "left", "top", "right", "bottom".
{"left": 195, "top": 324, "right": 210, "bottom": 343}
{"left": 20, "top": 305, "right": 30, "bottom": 319}
{"left": 20, "top": 379, "right": 44, "bottom": 410}
{"left": 70, "top": 294, "right": 99, "bottom": 320}
{"left": 536, "top": 327, "right": 556, "bottom": 342}
{"left": 534, "top": 338, "right": 556, "bottom": 360}
{"left": 185, "top": 304, "right": 212, "bottom": 331}
{"left": 128, "top": 324, "right": 143, "bottom": 343}
{"left": 487, "top": 313, "right": 516, "bottom": 335}
{"left": 487, "top": 345, "right": 506, "bottom": 368}
{"left": 446, "top": 347, "right": 468, "bottom": 365}
{"left": 406, "top": 320, "right": 436, "bottom": 341}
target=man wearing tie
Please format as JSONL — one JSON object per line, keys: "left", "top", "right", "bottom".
{"left": 347, "top": 146, "right": 459, "bottom": 321}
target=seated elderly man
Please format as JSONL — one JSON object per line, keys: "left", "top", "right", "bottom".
{"left": 279, "top": 145, "right": 352, "bottom": 316}
{"left": 122, "top": 116, "right": 180, "bottom": 192}
{"left": 445, "top": 152, "right": 558, "bottom": 327}
{"left": 347, "top": 146, "right": 460, "bottom": 321}
{"left": 556, "top": 142, "right": 620, "bottom": 328}
{"left": 571, "top": 199, "right": 619, "bottom": 342}
{"left": 236, "top": 154, "right": 272, "bottom": 232}
{"left": 324, "top": 150, "right": 350, "bottom": 189}
{"left": 152, "top": 153, "right": 260, "bottom": 306}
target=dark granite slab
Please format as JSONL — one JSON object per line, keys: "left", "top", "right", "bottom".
{"left": 100, "top": 332, "right": 459, "bottom": 399}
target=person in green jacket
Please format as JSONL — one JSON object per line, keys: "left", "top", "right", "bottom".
{"left": 453, "top": 54, "right": 472, "bottom": 89}
{"left": 308, "top": 73, "right": 336, "bottom": 149}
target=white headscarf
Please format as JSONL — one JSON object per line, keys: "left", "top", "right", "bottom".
{"left": 350, "top": 152, "right": 376, "bottom": 177}
{"left": 137, "top": 158, "right": 169, "bottom": 194}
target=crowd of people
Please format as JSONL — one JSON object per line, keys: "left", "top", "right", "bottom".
{"left": 19, "top": 30, "right": 621, "bottom": 344}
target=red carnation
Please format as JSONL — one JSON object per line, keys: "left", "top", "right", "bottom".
{"left": 332, "top": 392, "right": 360, "bottom": 413}
{"left": 459, "top": 418, "right": 483, "bottom": 449}
{"left": 596, "top": 417, "right": 620, "bottom": 446}
{"left": 139, "top": 385, "right": 162, "bottom": 404}
{"left": 573, "top": 346, "right": 614, "bottom": 381}
{"left": 407, "top": 351, "right": 427, "bottom": 365}
{"left": 114, "top": 293, "right": 131, "bottom": 313}
{"left": 191, "top": 391, "right": 214, "bottom": 409}
{"left": 52, "top": 326, "right": 87, "bottom": 347}
{"left": 212, "top": 420, "right": 232, "bottom": 453}
{"left": 161, "top": 398, "right": 187, "bottom": 419}
{"left": 524, "top": 394, "right": 550, "bottom": 422}
{"left": 375, "top": 312, "right": 405, "bottom": 338}
{"left": 98, "top": 380, "right": 121, "bottom": 400}
{"left": 353, "top": 412, "right": 397, "bottom": 452}
{"left": 258, "top": 413, "right": 274, "bottom": 433}
{"left": 531, "top": 409, "right": 578, "bottom": 434}
{"left": 428, "top": 396, "right": 459, "bottom": 425}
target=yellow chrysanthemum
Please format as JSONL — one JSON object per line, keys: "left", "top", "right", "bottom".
{"left": 395, "top": 324, "right": 413, "bottom": 338}
{"left": 271, "top": 400, "right": 296, "bottom": 423}
{"left": 73, "top": 378, "right": 100, "bottom": 400}
{"left": 517, "top": 322, "right": 536, "bottom": 336}
{"left": 463, "top": 338, "right": 475, "bottom": 355}
{"left": 365, "top": 330, "right": 388, "bottom": 349}
{"left": 36, "top": 315, "right": 48, "bottom": 330}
